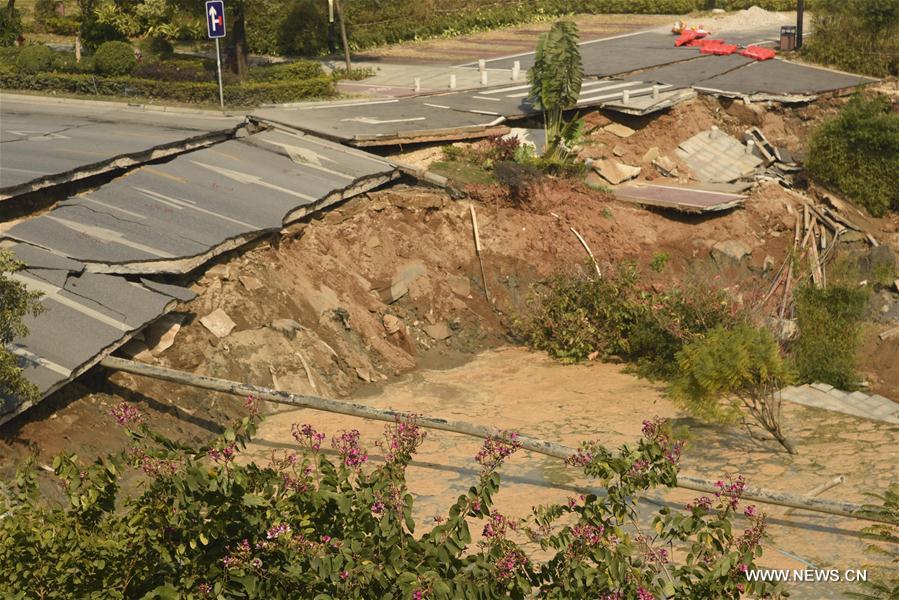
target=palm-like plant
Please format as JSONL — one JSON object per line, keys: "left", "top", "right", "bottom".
{"left": 528, "top": 20, "right": 584, "bottom": 161}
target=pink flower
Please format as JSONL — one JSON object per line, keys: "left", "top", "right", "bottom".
{"left": 339, "top": 570, "right": 349, "bottom": 581}
{"left": 266, "top": 523, "right": 291, "bottom": 540}
{"left": 109, "top": 402, "right": 142, "bottom": 426}
{"left": 475, "top": 432, "right": 521, "bottom": 474}
{"left": 292, "top": 423, "right": 325, "bottom": 451}
{"left": 637, "top": 588, "right": 656, "bottom": 600}
{"left": 744, "top": 505, "right": 757, "bottom": 518}
{"left": 332, "top": 429, "right": 368, "bottom": 469}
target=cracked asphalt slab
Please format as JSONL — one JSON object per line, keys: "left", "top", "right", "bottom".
{"left": 0, "top": 98, "right": 244, "bottom": 199}
{"left": 2, "top": 128, "right": 397, "bottom": 274}
{"left": 0, "top": 242, "right": 194, "bottom": 421}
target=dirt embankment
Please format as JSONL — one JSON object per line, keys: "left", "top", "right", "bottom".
{"left": 2, "top": 96, "right": 897, "bottom": 472}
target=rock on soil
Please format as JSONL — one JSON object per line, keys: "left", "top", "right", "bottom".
{"left": 711, "top": 239, "right": 752, "bottom": 265}
{"left": 200, "top": 308, "right": 237, "bottom": 338}
{"left": 593, "top": 159, "right": 641, "bottom": 185}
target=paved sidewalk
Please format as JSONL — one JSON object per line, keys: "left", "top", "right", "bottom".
{"left": 780, "top": 383, "right": 899, "bottom": 424}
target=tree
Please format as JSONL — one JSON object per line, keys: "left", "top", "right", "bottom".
{"left": 333, "top": 0, "right": 351, "bottom": 74}
{"left": 671, "top": 323, "right": 797, "bottom": 454}
{"left": 0, "top": 250, "right": 44, "bottom": 412}
{"left": 528, "top": 20, "right": 583, "bottom": 161}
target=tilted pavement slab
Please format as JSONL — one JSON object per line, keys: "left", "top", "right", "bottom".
{"left": 0, "top": 97, "right": 244, "bottom": 200}
{"left": 2, "top": 128, "right": 397, "bottom": 274}
{"left": 1, "top": 242, "right": 195, "bottom": 424}
{"left": 780, "top": 384, "right": 899, "bottom": 424}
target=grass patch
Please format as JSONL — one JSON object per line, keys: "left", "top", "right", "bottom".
{"left": 429, "top": 161, "right": 496, "bottom": 185}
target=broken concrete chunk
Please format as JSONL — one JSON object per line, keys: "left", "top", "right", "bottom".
{"left": 642, "top": 146, "right": 661, "bottom": 163}
{"left": 676, "top": 129, "right": 763, "bottom": 183}
{"left": 205, "top": 264, "right": 232, "bottom": 280}
{"left": 604, "top": 123, "right": 636, "bottom": 138}
{"left": 423, "top": 322, "right": 452, "bottom": 341}
{"left": 144, "top": 313, "right": 185, "bottom": 356}
{"left": 239, "top": 275, "right": 264, "bottom": 291}
{"left": 612, "top": 145, "right": 626, "bottom": 157}
{"left": 652, "top": 155, "right": 678, "bottom": 177}
{"left": 447, "top": 274, "right": 471, "bottom": 298}
{"left": 269, "top": 318, "right": 302, "bottom": 338}
{"left": 379, "top": 260, "right": 427, "bottom": 303}
{"left": 593, "top": 159, "right": 641, "bottom": 185}
{"left": 382, "top": 314, "right": 403, "bottom": 335}
{"left": 200, "top": 308, "right": 236, "bottom": 338}
{"left": 355, "top": 367, "right": 373, "bottom": 382}
{"left": 711, "top": 240, "right": 752, "bottom": 265}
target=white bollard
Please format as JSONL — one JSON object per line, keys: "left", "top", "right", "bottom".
{"left": 745, "top": 140, "right": 756, "bottom": 155}
{"left": 449, "top": 73, "right": 457, "bottom": 89}
{"left": 480, "top": 70, "right": 488, "bottom": 85}
{"left": 622, "top": 90, "right": 630, "bottom": 105}
{"left": 478, "top": 59, "right": 486, "bottom": 72}
{"left": 652, "top": 85, "right": 660, "bottom": 100}
{"left": 413, "top": 77, "right": 421, "bottom": 93}
{"left": 511, "top": 60, "right": 520, "bottom": 81}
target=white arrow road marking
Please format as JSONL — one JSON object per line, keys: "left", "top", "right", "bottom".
{"left": 11, "top": 272, "right": 132, "bottom": 332}
{"left": 258, "top": 142, "right": 355, "bottom": 180}
{"left": 8, "top": 346, "right": 72, "bottom": 377}
{"left": 190, "top": 161, "right": 317, "bottom": 202}
{"left": 132, "top": 187, "right": 257, "bottom": 229}
{"left": 340, "top": 116, "right": 426, "bottom": 124}
{"left": 44, "top": 215, "right": 175, "bottom": 258}
{"left": 8, "top": 130, "right": 72, "bottom": 140}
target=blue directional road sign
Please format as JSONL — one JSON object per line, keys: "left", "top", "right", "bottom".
{"left": 206, "top": 0, "right": 226, "bottom": 39}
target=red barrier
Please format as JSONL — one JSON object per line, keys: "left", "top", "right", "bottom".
{"left": 740, "top": 45, "right": 777, "bottom": 61}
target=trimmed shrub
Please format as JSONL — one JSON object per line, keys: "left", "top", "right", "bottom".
{"left": 133, "top": 59, "right": 209, "bottom": 82}
{"left": 15, "top": 44, "right": 53, "bottom": 73}
{"left": 250, "top": 59, "right": 325, "bottom": 82}
{"left": 0, "top": 70, "right": 335, "bottom": 106}
{"left": 93, "top": 41, "right": 136, "bottom": 76}
{"left": 43, "top": 15, "right": 80, "bottom": 36}
{"left": 33, "top": 0, "right": 58, "bottom": 24}
{"left": 807, "top": 95, "right": 899, "bottom": 216}
{"left": 793, "top": 284, "right": 868, "bottom": 390}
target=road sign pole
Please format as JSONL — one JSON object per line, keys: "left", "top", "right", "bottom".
{"left": 214, "top": 37, "right": 224, "bottom": 112}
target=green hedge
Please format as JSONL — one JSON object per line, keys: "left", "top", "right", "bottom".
{"left": 0, "top": 70, "right": 335, "bottom": 106}
{"left": 93, "top": 41, "right": 136, "bottom": 76}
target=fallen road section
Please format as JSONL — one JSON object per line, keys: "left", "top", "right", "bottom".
{"left": 2, "top": 128, "right": 398, "bottom": 275}
{"left": 0, "top": 241, "right": 195, "bottom": 425}
{"left": 614, "top": 183, "right": 748, "bottom": 213}
{"left": 0, "top": 97, "right": 245, "bottom": 201}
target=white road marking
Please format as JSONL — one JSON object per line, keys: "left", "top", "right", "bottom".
{"left": 81, "top": 197, "right": 148, "bottom": 220}
{"left": 8, "top": 346, "right": 72, "bottom": 377}
{"left": 340, "top": 116, "right": 426, "bottom": 124}
{"left": 191, "top": 161, "right": 317, "bottom": 202}
{"left": 132, "top": 187, "right": 257, "bottom": 229}
{"left": 45, "top": 215, "right": 175, "bottom": 258}
{"left": 11, "top": 272, "right": 132, "bottom": 332}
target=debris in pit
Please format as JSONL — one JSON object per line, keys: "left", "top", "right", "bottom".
{"left": 447, "top": 274, "right": 471, "bottom": 298}
{"left": 239, "top": 275, "right": 264, "bottom": 291}
{"left": 592, "top": 159, "right": 641, "bottom": 185}
{"left": 675, "top": 127, "right": 763, "bottom": 183}
{"left": 642, "top": 146, "right": 661, "bottom": 163}
{"left": 604, "top": 123, "right": 636, "bottom": 138}
{"left": 377, "top": 260, "right": 428, "bottom": 303}
{"left": 711, "top": 239, "right": 752, "bottom": 265}
{"left": 200, "top": 308, "right": 237, "bottom": 338}
{"left": 269, "top": 318, "right": 303, "bottom": 339}
{"left": 331, "top": 307, "right": 352, "bottom": 330}
{"left": 652, "top": 155, "right": 679, "bottom": 177}
{"left": 612, "top": 145, "right": 626, "bottom": 157}
{"left": 205, "top": 264, "right": 232, "bottom": 280}
{"left": 423, "top": 322, "right": 452, "bottom": 341}
{"left": 382, "top": 314, "right": 403, "bottom": 335}
{"left": 502, "top": 128, "right": 546, "bottom": 156}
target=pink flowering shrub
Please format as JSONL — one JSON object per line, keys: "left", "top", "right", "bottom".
{"left": 0, "top": 410, "right": 783, "bottom": 598}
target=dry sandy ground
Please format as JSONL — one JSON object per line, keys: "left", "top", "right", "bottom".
{"left": 244, "top": 346, "right": 898, "bottom": 599}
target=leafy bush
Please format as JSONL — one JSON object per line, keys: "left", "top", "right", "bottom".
{"left": 330, "top": 65, "right": 376, "bottom": 80}
{"left": 33, "top": 0, "right": 59, "bottom": 24}
{"left": 0, "top": 404, "right": 782, "bottom": 599}
{"left": 0, "top": 250, "right": 44, "bottom": 411}
{"left": 804, "top": 0, "right": 898, "bottom": 77}
{"left": 250, "top": 59, "right": 325, "bottom": 82}
{"left": 793, "top": 284, "right": 867, "bottom": 390}
{"left": 0, "top": 45, "right": 20, "bottom": 65}
{"left": 0, "top": 5, "right": 22, "bottom": 47}
{"left": 93, "top": 40, "right": 136, "bottom": 76}
{"left": 850, "top": 484, "right": 899, "bottom": 600}
{"left": 0, "top": 69, "right": 336, "bottom": 105}
{"left": 515, "top": 265, "right": 740, "bottom": 379}
{"left": 139, "top": 36, "right": 175, "bottom": 61}
{"left": 671, "top": 323, "right": 797, "bottom": 453}
{"left": 42, "top": 15, "right": 81, "bottom": 35}
{"left": 807, "top": 95, "right": 899, "bottom": 217}
{"left": 79, "top": 17, "right": 128, "bottom": 53}
{"left": 14, "top": 44, "right": 53, "bottom": 73}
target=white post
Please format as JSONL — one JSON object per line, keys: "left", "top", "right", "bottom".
{"left": 511, "top": 60, "right": 520, "bottom": 81}
{"left": 478, "top": 58, "right": 486, "bottom": 72}
{"left": 480, "top": 70, "right": 488, "bottom": 85}
{"left": 413, "top": 77, "right": 421, "bottom": 93}
{"left": 622, "top": 89, "right": 630, "bottom": 105}
{"left": 449, "top": 73, "right": 457, "bottom": 89}
{"left": 652, "top": 85, "right": 660, "bottom": 100}
{"left": 214, "top": 38, "right": 225, "bottom": 112}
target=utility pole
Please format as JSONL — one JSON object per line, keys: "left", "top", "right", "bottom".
{"left": 796, "top": 0, "right": 804, "bottom": 50}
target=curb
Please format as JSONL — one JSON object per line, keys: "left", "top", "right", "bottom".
{"left": 0, "top": 92, "right": 242, "bottom": 118}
